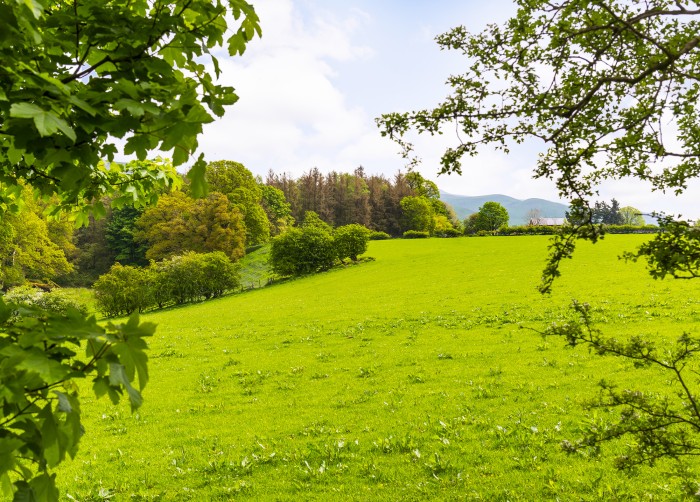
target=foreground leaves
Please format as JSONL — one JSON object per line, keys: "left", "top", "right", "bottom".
{"left": 0, "top": 298, "right": 154, "bottom": 501}
{"left": 542, "top": 301, "right": 700, "bottom": 471}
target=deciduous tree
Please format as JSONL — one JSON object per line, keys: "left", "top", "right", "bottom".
{"left": 619, "top": 206, "right": 645, "bottom": 226}
{"left": 0, "top": 0, "right": 260, "bottom": 498}
{"left": 206, "top": 161, "right": 270, "bottom": 246}
{"left": 378, "top": 0, "right": 700, "bottom": 479}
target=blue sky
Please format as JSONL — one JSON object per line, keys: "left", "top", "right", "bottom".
{"left": 197, "top": 0, "right": 699, "bottom": 218}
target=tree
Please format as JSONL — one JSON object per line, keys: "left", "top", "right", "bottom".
{"left": 206, "top": 161, "right": 270, "bottom": 246}
{"left": 260, "top": 184, "right": 294, "bottom": 236}
{"left": 270, "top": 226, "right": 336, "bottom": 277}
{"left": 378, "top": 0, "right": 700, "bottom": 480}
{"left": 400, "top": 196, "right": 435, "bottom": 234}
{"left": 465, "top": 202, "right": 509, "bottom": 233}
{"left": 620, "top": 206, "right": 645, "bottom": 226}
{"left": 135, "top": 190, "right": 246, "bottom": 262}
{"left": 334, "top": 224, "right": 371, "bottom": 262}
{"left": 105, "top": 206, "right": 149, "bottom": 267}
{"left": 0, "top": 186, "right": 73, "bottom": 288}
{"left": 0, "top": 1, "right": 261, "bottom": 499}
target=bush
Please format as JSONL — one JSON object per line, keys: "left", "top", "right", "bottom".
{"left": 334, "top": 224, "right": 371, "bottom": 262}
{"left": 3, "top": 286, "right": 89, "bottom": 318}
{"left": 369, "top": 231, "right": 391, "bottom": 240}
{"left": 435, "top": 227, "right": 461, "bottom": 238}
{"left": 499, "top": 225, "right": 561, "bottom": 235}
{"left": 403, "top": 230, "right": 430, "bottom": 239}
{"left": 198, "top": 251, "right": 240, "bottom": 298}
{"left": 93, "top": 263, "right": 151, "bottom": 317}
{"left": 149, "top": 251, "right": 240, "bottom": 306}
{"left": 271, "top": 227, "right": 336, "bottom": 276}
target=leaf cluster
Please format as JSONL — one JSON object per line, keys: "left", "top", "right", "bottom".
{"left": 0, "top": 0, "right": 261, "bottom": 215}
{"left": 541, "top": 301, "right": 700, "bottom": 471}
{"left": 0, "top": 299, "right": 153, "bottom": 500}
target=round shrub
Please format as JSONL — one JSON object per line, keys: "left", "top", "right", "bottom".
{"left": 402, "top": 230, "right": 430, "bottom": 239}
{"left": 369, "top": 231, "right": 391, "bottom": 240}
{"left": 334, "top": 224, "right": 371, "bottom": 262}
{"left": 198, "top": 251, "right": 240, "bottom": 298}
{"left": 271, "top": 227, "right": 336, "bottom": 276}
{"left": 93, "top": 263, "right": 151, "bottom": 317}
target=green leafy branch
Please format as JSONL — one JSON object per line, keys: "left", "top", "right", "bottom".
{"left": 535, "top": 300, "right": 700, "bottom": 471}
{"left": 0, "top": 298, "right": 155, "bottom": 501}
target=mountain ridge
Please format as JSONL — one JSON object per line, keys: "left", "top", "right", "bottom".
{"left": 439, "top": 191, "right": 569, "bottom": 226}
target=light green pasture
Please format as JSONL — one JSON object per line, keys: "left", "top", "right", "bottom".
{"left": 58, "top": 236, "right": 700, "bottom": 500}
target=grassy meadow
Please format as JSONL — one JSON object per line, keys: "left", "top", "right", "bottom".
{"left": 57, "top": 236, "right": 700, "bottom": 500}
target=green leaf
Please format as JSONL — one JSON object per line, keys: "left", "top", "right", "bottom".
{"left": 53, "top": 391, "right": 72, "bottom": 413}
{"left": 39, "top": 406, "right": 60, "bottom": 467}
{"left": 108, "top": 363, "right": 143, "bottom": 411}
{"left": 0, "top": 438, "right": 22, "bottom": 475}
{"left": 0, "top": 345, "right": 72, "bottom": 383}
{"left": 29, "top": 472, "right": 58, "bottom": 502}
{"left": 187, "top": 154, "right": 209, "bottom": 198}
{"left": 10, "top": 103, "right": 76, "bottom": 142}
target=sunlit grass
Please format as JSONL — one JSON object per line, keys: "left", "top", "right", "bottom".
{"left": 57, "top": 236, "right": 700, "bottom": 500}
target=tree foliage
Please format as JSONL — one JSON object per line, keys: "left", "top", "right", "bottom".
{"left": 0, "top": 1, "right": 260, "bottom": 212}
{"left": 0, "top": 302, "right": 154, "bottom": 500}
{"left": 260, "top": 184, "right": 294, "bottom": 236}
{"left": 0, "top": 186, "right": 73, "bottom": 288}
{"left": 266, "top": 169, "right": 417, "bottom": 236}
{"left": 135, "top": 190, "right": 246, "bottom": 262}
{"left": 0, "top": 0, "right": 261, "bottom": 498}
{"left": 400, "top": 196, "right": 435, "bottom": 234}
{"left": 334, "top": 224, "right": 371, "bottom": 262}
{"left": 543, "top": 301, "right": 700, "bottom": 472}
{"left": 464, "top": 202, "right": 509, "bottom": 233}
{"left": 619, "top": 206, "right": 645, "bottom": 226}
{"left": 206, "top": 161, "right": 270, "bottom": 246}
{"left": 377, "top": 0, "right": 700, "bottom": 288}
{"left": 378, "top": 0, "right": 700, "bottom": 479}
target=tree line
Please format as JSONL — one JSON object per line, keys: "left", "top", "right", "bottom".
{"left": 1, "top": 162, "right": 468, "bottom": 289}
{"left": 266, "top": 168, "right": 461, "bottom": 237}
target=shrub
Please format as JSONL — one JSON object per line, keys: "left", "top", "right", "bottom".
{"left": 3, "top": 286, "right": 89, "bottom": 318}
{"left": 498, "top": 225, "right": 561, "bottom": 236}
{"left": 369, "top": 231, "right": 391, "bottom": 240}
{"left": 271, "top": 227, "right": 336, "bottom": 276}
{"left": 93, "top": 263, "right": 151, "bottom": 317}
{"left": 334, "top": 224, "right": 371, "bottom": 262}
{"left": 435, "top": 227, "right": 461, "bottom": 238}
{"left": 403, "top": 230, "right": 430, "bottom": 239}
{"left": 198, "top": 251, "right": 240, "bottom": 298}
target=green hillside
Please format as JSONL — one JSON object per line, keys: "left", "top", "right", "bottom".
{"left": 440, "top": 192, "right": 569, "bottom": 225}
{"left": 58, "top": 237, "right": 699, "bottom": 500}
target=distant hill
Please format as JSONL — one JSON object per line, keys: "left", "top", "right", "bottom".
{"left": 439, "top": 192, "right": 570, "bottom": 226}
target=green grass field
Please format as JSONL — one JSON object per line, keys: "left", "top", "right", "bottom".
{"left": 57, "top": 236, "right": 700, "bottom": 500}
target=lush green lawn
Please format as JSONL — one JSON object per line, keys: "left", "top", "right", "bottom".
{"left": 58, "top": 236, "right": 700, "bottom": 500}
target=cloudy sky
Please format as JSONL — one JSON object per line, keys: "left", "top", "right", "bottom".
{"left": 196, "top": 0, "right": 699, "bottom": 218}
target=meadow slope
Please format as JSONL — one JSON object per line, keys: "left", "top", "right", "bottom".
{"left": 58, "top": 236, "right": 700, "bottom": 500}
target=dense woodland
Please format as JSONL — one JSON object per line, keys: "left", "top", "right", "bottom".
{"left": 0, "top": 161, "right": 466, "bottom": 289}
{"left": 0, "top": 158, "right": 650, "bottom": 291}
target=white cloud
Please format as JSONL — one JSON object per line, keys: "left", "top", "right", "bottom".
{"left": 196, "top": 0, "right": 375, "bottom": 176}
{"left": 191, "top": 0, "right": 699, "bottom": 218}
